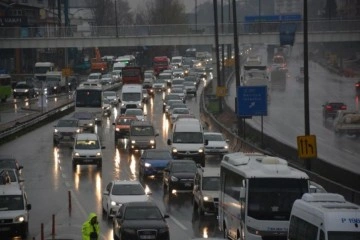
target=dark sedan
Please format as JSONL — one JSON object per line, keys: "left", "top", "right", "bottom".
{"left": 163, "top": 160, "right": 197, "bottom": 194}
{"left": 113, "top": 201, "right": 170, "bottom": 240}
{"left": 139, "top": 149, "right": 173, "bottom": 180}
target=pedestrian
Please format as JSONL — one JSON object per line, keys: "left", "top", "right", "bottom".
{"left": 82, "top": 212, "right": 100, "bottom": 240}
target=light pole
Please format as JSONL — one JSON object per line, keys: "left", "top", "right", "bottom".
{"left": 114, "top": 0, "right": 119, "bottom": 38}
{"left": 195, "top": 0, "right": 198, "bottom": 32}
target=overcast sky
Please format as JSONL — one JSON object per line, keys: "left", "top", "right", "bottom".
{"left": 128, "top": 0, "right": 211, "bottom": 13}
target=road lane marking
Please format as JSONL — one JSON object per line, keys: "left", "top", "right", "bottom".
{"left": 169, "top": 215, "right": 187, "bottom": 230}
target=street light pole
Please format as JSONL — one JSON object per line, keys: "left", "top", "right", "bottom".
{"left": 114, "top": 0, "right": 119, "bottom": 38}
{"left": 213, "top": 0, "right": 221, "bottom": 112}
{"left": 195, "top": 0, "right": 198, "bottom": 32}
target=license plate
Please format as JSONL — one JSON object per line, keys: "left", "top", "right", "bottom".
{"left": 83, "top": 159, "right": 93, "bottom": 162}
{"left": 63, "top": 136, "right": 70, "bottom": 140}
{"left": 185, "top": 182, "right": 191, "bottom": 187}
{"left": 140, "top": 235, "right": 155, "bottom": 239}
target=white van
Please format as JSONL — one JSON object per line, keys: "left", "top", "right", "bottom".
{"left": 0, "top": 183, "right": 32, "bottom": 239}
{"left": 167, "top": 120, "right": 207, "bottom": 167}
{"left": 72, "top": 133, "right": 105, "bottom": 169}
{"left": 288, "top": 193, "right": 360, "bottom": 240}
{"left": 120, "top": 84, "right": 143, "bottom": 114}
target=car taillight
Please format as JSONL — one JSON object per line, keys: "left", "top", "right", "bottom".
{"left": 326, "top": 105, "right": 332, "bottom": 110}
{"left": 356, "top": 83, "right": 360, "bottom": 87}
{"left": 341, "top": 105, "right": 347, "bottom": 110}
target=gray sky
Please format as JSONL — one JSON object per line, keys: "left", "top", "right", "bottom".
{"left": 128, "top": 0, "right": 210, "bottom": 13}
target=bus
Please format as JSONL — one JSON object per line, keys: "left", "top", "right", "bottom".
{"left": 75, "top": 82, "right": 103, "bottom": 123}
{"left": 0, "top": 74, "right": 12, "bottom": 102}
{"left": 218, "top": 152, "right": 310, "bottom": 240}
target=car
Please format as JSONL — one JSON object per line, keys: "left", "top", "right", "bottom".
{"left": 172, "top": 68, "right": 185, "bottom": 78}
{"left": 0, "top": 156, "right": 24, "bottom": 176}
{"left": 169, "top": 108, "right": 190, "bottom": 127}
{"left": 72, "top": 111, "right": 95, "bottom": 133}
{"left": 170, "top": 87, "right": 186, "bottom": 101}
{"left": 163, "top": 160, "right": 197, "bottom": 194}
{"left": 13, "top": 81, "right": 37, "bottom": 98}
{"left": 322, "top": 102, "right": 347, "bottom": 119}
{"left": 123, "top": 108, "right": 146, "bottom": 121}
{"left": 103, "top": 91, "right": 119, "bottom": 106}
{"left": 128, "top": 121, "right": 159, "bottom": 152}
{"left": 53, "top": 118, "right": 81, "bottom": 146}
{"left": 158, "top": 72, "right": 173, "bottom": 87}
{"left": 102, "top": 180, "right": 150, "bottom": 218}
{"left": 193, "top": 166, "right": 220, "bottom": 215}
{"left": 139, "top": 149, "right": 173, "bottom": 179}
{"left": 71, "top": 133, "right": 105, "bottom": 170}
{"left": 113, "top": 201, "right": 170, "bottom": 240}
{"left": 203, "top": 132, "right": 229, "bottom": 157}
{"left": 113, "top": 115, "right": 138, "bottom": 143}
{"left": 184, "top": 75, "right": 198, "bottom": 89}
{"left": 111, "top": 71, "right": 122, "bottom": 83}
{"left": 183, "top": 81, "right": 197, "bottom": 96}
{"left": 152, "top": 79, "right": 167, "bottom": 92}
{"left": 87, "top": 72, "right": 101, "bottom": 82}
{"left": 100, "top": 73, "right": 114, "bottom": 85}
{"left": 142, "top": 88, "right": 150, "bottom": 103}
{"left": 102, "top": 98, "right": 112, "bottom": 117}
{"left": 162, "top": 93, "right": 183, "bottom": 112}
{"left": 166, "top": 102, "right": 187, "bottom": 118}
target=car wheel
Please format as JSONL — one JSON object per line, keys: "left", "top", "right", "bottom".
{"left": 97, "top": 162, "right": 102, "bottom": 169}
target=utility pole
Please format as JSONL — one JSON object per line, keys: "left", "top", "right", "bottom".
{"left": 304, "top": 0, "right": 311, "bottom": 170}
{"left": 195, "top": 0, "right": 198, "bottom": 32}
{"left": 115, "top": 0, "right": 119, "bottom": 38}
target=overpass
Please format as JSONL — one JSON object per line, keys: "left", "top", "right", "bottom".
{"left": 0, "top": 20, "right": 359, "bottom": 49}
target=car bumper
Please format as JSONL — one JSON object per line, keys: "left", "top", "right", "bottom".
{"left": 130, "top": 142, "right": 156, "bottom": 150}
{"left": 0, "top": 222, "right": 28, "bottom": 238}
{"left": 170, "top": 180, "right": 194, "bottom": 191}
{"left": 205, "top": 149, "right": 229, "bottom": 155}
{"left": 72, "top": 157, "right": 102, "bottom": 165}
{"left": 115, "top": 129, "right": 130, "bottom": 138}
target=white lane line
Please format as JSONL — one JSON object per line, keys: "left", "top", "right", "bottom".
{"left": 169, "top": 215, "right": 187, "bottom": 230}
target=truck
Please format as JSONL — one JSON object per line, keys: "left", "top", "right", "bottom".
{"left": 90, "top": 47, "right": 108, "bottom": 73}
{"left": 34, "top": 62, "right": 55, "bottom": 81}
{"left": 122, "top": 66, "right": 143, "bottom": 85}
{"left": 153, "top": 56, "right": 170, "bottom": 76}
{"left": 333, "top": 110, "right": 360, "bottom": 136}
{"left": 241, "top": 65, "right": 271, "bottom": 100}
{"left": 45, "top": 71, "right": 66, "bottom": 94}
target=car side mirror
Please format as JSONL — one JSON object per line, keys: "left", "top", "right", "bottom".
{"left": 27, "top": 204, "right": 32, "bottom": 210}
{"left": 101, "top": 146, "right": 106, "bottom": 149}
{"left": 225, "top": 139, "right": 230, "bottom": 143}
{"left": 112, "top": 123, "right": 116, "bottom": 125}
{"left": 204, "top": 139, "right": 209, "bottom": 145}
{"left": 19, "top": 166, "right": 24, "bottom": 170}
{"left": 163, "top": 214, "right": 169, "bottom": 218}
{"left": 167, "top": 139, "right": 171, "bottom": 145}
{"left": 155, "top": 132, "right": 159, "bottom": 137}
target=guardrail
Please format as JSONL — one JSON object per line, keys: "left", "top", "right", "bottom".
{"left": 0, "top": 20, "right": 359, "bottom": 39}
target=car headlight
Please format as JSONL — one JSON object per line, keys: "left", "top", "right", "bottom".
{"left": 24, "top": 89, "right": 29, "bottom": 92}
{"left": 121, "top": 103, "right": 125, "bottom": 106}
{"left": 96, "top": 152, "right": 101, "bottom": 156}
{"left": 172, "top": 148, "right": 177, "bottom": 153}
{"left": 203, "top": 196, "right": 211, "bottom": 201}
{"left": 111, "top": 201, "right": 117, "bottom": 206}
{"left": 76, "top": 129, "right": 80, "bottom": 133}
{"left": 138, "top": 103, "right": 142, "bottom": 107}
{"left": 198, "top": 148, "right": 204, "bottom": 153}
{"left": 144, "top": 162, "right": 151, "bottom": 167}
{"left": 53, "top": 86, "right": 57, "bottom": 89}
{"left": 88, "top": 123, "right": 93, "bottom": 126}
{"left": 13, "top": 89, "right": 17, "bottom": 92}
{"left": 115, "top": 127, "right": 120, "bottom": 131}
{"left": 54, "top": 129, "right": 58, "bottom": 133}
{"left": 224, "top": 145, "right": 228, "bottom": 149}
{"left": 131, "top": 140, "right": 136, "bottom": 144}
{"left": 150, "top": 140, "right": 155, "bottom": 144}
{"left": 158, "top": 227, "right": 169, "bottom": 234}
{"left": 170, "top": 176, "right": 178, "bottom": 181}
{"left": 74, "top": 152, "right": 80, "bottom": 156}
{"left": 14, "top": 215, "right": 25, "bottom": 223}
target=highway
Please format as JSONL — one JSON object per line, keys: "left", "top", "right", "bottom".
{"left": 225, "top": 45, "right": 360, "bottom": 175}
{"left": 0, "top": 79, "right": 226, "bottom": 240}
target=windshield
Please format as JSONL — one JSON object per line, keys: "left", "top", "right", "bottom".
{"left": 125, "top": 110, "right": 142, "bottom": 116}
{"left": 203, "top": 177, "right": 220, "bottom": 191}
{"left": 172, "top": 162, "right": 196, "bottom": 173}
{"left": 15, "top": 84, "right": 30, "bottom": 89}
{"left": 171, "top": 89, "right": 183, "bottom": 94}
{"left": 173, "top": 132, "right": 203, "bottom": 143}
{"left": 75, "top": 90, "right": 102, "bottom": 108}
{"left": 144, "top": 73, "right": 153, "bottom": 78}
{"left": 173, "top": 109, "right": 189, "bottom": 114}
{"left": 145, "top": 151, "right": 172, "bottom": 160}
{"left": 0, "top": 169, "right": 17, "bottom": 183}
{"left": 111, "top": 184, "right": 145, "bottom": 195}
{"left": 124, "top": 206, "right": 162, "bottom": 220}
{"left": 122, "top": 92, "right": 141, "bottom": 101}
{"left": 88, "top": 75, "right": 100, "bottom": 80}
{"left": 154, "top": 61, "right": 168, "bottom": 66}
{"left": 35, "top": 66, "right": 51, "bottom": 74}
{"left": 158, "top": 74, "right": 171, "bottom": 80}
{"left": 103, "top": 92, "right": 116, "bottom": 98}
{"left": 130, "top": 126, "right": 154, "bottom": 136}
{"left": 0, "top": 159, "right": 17, "bottom": 169}
{"left": 247, "top": 178, "right": 308, "bottom": 220}
{"left": 0, "top": 195, "right": 24, "bottom": 211}
{"left": 328, "top": 232, "right": 360, "bottom": 240}
{"left": 154, "top": 79, "right": 166, "bottom": 84}
{"left": 102, "top": 74, "right": 111, "bottom": 78}
{"left": 75, "top": 140, "right": 100, "bottom": 149}
{"left": 57, "top": 119, "right": 78, "bottom": 127}
{"left": 116, "top": 117, "right": 134, "bottom": 125}
{"left": 73, "top": 112, "right": 93, "bottom": 120}
{"left": 204, "top": 134, "right": 224, "bottom": 141}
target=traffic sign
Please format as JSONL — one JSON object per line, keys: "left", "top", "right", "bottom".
{"left": 62, "top": 68, "right": 73, "bottom": 77}
{"left": 297, "top": 135, "right": 317, "bottom": 159}
{"left": 236, "top": 86, "right": 267, "bottom": 117}
{"left": 216, "top": 86, "right": 227, "bottom": 97}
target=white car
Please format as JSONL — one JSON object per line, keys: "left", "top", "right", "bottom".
{"left": 183, "top": 81, "right": 197, "bottom": 96}
{"left": 169, "top": 108, "right": 190, "bottom": 126}
{"left": 123, "top": 108, "right": 146, "bottom": 121}
{"left": 170, "top": 87, "right": 186, "bottom": 102}
{"left": 152, "top": 79, "right": 167, "bottom": 92}
{"left": 102, "top": 180, "right": 151, "bottom": 218}
{"left": 103, "top": 91, "right": 119, "bottom": 106}
{"left": 72, "top": 133, "right": 105, "bottom": 169}
{"left": 87, "top": 73, "right": 101, "bottom": 83}
{"left": 100, "top": 73, "right": 114, "bottom": 85}
{"left": 203, "top": 132, "right": 229, "bottom": 157}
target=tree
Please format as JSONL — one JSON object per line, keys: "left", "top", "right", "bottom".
{"left": 85, "top": 0, "right": 133, "bottom": 25}
{"left": 134, "top": 0, "right": 187, "bottom": 25}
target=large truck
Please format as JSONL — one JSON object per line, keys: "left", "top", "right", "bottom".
{"left": 45, "top": 71, "right": 66, "bottom": 94}
{"left": 153, "top": 56, "right": 170, "bottom": 76}
{"left": 122, "top": 66, "right": 143, "bottom": 85}
{"left": 34, "top": 62, "right": 55, "bottom": 81}
{"left": 90, "top": 48, "right": 108, "bottom": 73}
{"left": 333, "top": 110, "right": 360, "bottom": 137}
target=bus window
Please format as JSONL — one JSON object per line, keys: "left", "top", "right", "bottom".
{"left": 0, "top": 74, "right": 12, "bottom": 102}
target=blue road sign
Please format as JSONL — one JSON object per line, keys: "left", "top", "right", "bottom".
{"left": 244, "top": 14, "right": 301, "bottom": 22}
{"left": 237, "top": 86, "right": 268, "bottom": 117}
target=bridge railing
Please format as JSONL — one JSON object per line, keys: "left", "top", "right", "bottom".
{"left": 0, "top": 19, "right": 359, "bottom": 39}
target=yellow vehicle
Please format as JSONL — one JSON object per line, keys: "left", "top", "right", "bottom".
{"left": 0, "top": 74, "right": 12, "bottom": 102}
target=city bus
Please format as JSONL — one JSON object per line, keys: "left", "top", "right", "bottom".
{"left": 218, "top": 152, "right": 310, "bottom": 240}
{"left": 74, "top": 82, "right": 103, "bottom": 124}
{"left": 0, "top": 74, "right": 12, "bottom": 102}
